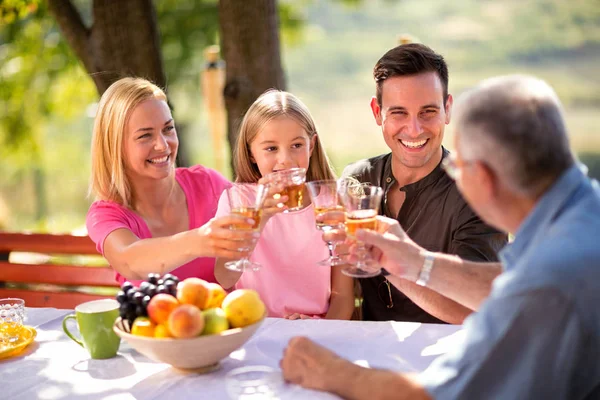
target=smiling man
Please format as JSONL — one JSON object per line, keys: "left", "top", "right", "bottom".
{"left": 342, "top": 43, "right": 507, "bottom": 324}
{"left": 283, "top": 74, "right": 600, "bottom": 400}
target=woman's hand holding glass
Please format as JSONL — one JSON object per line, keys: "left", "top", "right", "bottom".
{"left": 224, "top": 183, "right": 269, "bottom": 272}
{"left": 195, "top": 215, "right": 259, "bottom": 260}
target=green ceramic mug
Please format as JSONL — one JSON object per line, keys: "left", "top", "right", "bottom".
{"left": 62, "top": 299, "right": 121, "bottom": 359}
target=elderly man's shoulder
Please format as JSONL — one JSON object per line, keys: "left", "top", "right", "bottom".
{"left": 499, "top": 197, "right": 600, "bottom": 301}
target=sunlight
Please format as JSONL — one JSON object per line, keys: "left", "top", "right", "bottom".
{"left": 38, "top": 386, "right": 64, "bottom": 400}
{"left": 390, "top": 321, "right": 421, "bottom": 342}
{"left": 229, "top": 348, "right": 247, "bottom": 361}
{"left": 421, "top": 330, "right": 466, "bottom": 357}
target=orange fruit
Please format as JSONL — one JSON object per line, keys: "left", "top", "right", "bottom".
{"left": 131, "top": 317, "right": 156, "bottom": 337}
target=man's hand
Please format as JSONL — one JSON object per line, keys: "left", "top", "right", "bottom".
{"left": 280, "top": 336, "right": 345, "bottom": 391}
{"left": 281, "top": 335, "right": 431, "bottom": 400}
{"left": 355, "top": 216, "right": 424, "bottom": 282}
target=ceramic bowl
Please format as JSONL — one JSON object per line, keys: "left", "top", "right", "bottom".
{"left": 113, "top": 316, "right": 265, "bottom": 371}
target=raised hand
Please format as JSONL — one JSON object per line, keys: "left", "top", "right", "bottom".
{"left": 258, "top": 177, "right": 289, "bottom": 220}
{"left": 195, "top": 215, "right": 259, "bottom": 259}
{"left": 354, "top": 216, "right": 423, "bottom": 281}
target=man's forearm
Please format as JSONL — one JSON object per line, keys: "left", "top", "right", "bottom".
{"left": 427, "top": 254, "right": 501, "bottom": 310}
{"left": 327, "top": 360, "right": 431, "bottom": 400}
{"left": 398, "top": 252, "right": 502, "bottom": 311}
{"left": 388, "top": 276, "right": 472, "bottom": 324}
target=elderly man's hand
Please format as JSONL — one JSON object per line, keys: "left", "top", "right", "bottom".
{"left": 355, "top": 216, "right": 424, "bottom": 281}
{"left": 280, "top": 336, "right": 343, "bottom": 391}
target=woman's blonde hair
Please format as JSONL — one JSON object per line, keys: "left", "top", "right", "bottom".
{"left": 89, "top": 77, "right": 167, "bottom": 207}
{"left": 234, "top": 89, "right": 336, "bottom": 183}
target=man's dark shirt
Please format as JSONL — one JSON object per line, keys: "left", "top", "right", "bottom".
{"left": 343, "top": 149, "right": 508, "bottom": 323}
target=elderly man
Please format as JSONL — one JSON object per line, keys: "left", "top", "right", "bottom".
{"left": 281, "top": 75, "right": 600, "bottom": 399}
{"left": 342, "top": 43, "right": 506, "bottom": 324}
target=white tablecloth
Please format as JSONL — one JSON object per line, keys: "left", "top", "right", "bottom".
{"left": 1, "top": 308, "right": 464, "bottom": 399}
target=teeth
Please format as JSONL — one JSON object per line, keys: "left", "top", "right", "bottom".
{"left": 400, "top": 139, "right": 427, "bottom": 148}
{"left": 148, "top": 155, "right": 168, "bottom": 164}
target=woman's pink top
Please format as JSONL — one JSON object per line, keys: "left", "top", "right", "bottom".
{"left": 86, "top": 165, "right": 231, "bottom": 285}
{"left": 215, "top": 190, "right": 331, "bottom": 318}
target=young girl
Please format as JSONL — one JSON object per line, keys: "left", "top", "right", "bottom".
{"left": 86, "top": 77, "right": 257, "bottom": 285}
{"left": 214, "top": 90, "right": 355, "bottom": 320}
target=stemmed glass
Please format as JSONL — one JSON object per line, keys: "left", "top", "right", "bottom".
{"left": 338, "top": 182, "right": 384, "bottom": 278}
{"left": 306, "top": 180, "right": 346, "bottom": 267}
{"left": 224, "top": 183, "right": 269, "bottom": 272}
{"left": 263, "top": 168, "right": 307, "bottom": 212}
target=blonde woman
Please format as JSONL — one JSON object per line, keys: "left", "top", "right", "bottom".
{"left": 214, "top": 90, "right": 355, "bottom": 320}
{"left": 86, "top": 77, "right": 256, "bottom": 285}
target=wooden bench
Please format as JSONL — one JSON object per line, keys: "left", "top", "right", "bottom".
{"left": 0, "top": 232, "right": 119, "bottom": 309}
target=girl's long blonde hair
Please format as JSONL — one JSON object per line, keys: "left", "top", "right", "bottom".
{"left": 89, "top": 77, "right": 167, "bottom": 207}
{"left": 234, "top": 89, "right": 336, "bottom": 183}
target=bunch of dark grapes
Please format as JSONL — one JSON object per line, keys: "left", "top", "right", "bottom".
{"left": 116, "top": 273, "right": 180, "bottom": 326}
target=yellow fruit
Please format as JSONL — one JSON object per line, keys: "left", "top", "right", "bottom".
{"left": 154, "top": 324, "right": 173, "bottom": 338}
{"left": 131, "top": 317, "right": 156, "bottom": 337}
{"left": 205, "top": 283, "right": 227, "bottom": 309}
{"left": 201, "top": 308, "right": 229, "bottom": 335}
{"left": 221, "top": 289, "right": 265, "bottom": 328}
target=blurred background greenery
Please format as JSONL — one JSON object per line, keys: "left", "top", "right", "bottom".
{"left": 1, "top": 0, "right": 599, "bottom": 233}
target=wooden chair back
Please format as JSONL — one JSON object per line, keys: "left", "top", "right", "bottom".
{"left": 0, "top": 232, "right": 119, "bottom": 309}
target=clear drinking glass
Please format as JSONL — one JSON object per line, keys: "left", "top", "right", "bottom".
{"left": 306, "top": 180, "right": 346, "bottom": 266}
{"left": 0, "top": 298, "right": 25, "bottom": 345}
{"left": 224, "top": 183, "right": 269, "bottom": 272}
{"left": 263, "top": 168, "right": 307, "bottom": 212}
{"left": 225, "top": 365, "right": 283, "bottom": 400}
{"left": 338, "top": 182, "right": 384, "bottom": 278}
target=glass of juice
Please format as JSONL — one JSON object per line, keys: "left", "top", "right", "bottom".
{"left": 264, "top": 168, "right": 306, "bottom": 212}
{"left": 306, "top": 180, "right": 346, "bottom": 266}
{"left": 338, "top": 182, "right": 383, "bottom": 278}
{"left": 224, "top": 183, "right": 269, "bottom": 272}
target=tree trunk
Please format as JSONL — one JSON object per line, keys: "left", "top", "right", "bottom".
{"left": 47, "top": 0, "right": 166, "bottom": 94}
{"left": 219, "top": 0, "right": 286, "bottom": 173}
{"left": 47, "top": 0, "right": 189, "bottom": 166}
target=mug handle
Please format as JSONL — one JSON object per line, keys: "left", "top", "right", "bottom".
{"left": 62, "top": 315, "right": 84, "bottom": 347}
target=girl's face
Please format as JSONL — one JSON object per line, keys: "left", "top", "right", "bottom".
{"left": 249, "top": 117, "right": 316, "bottom": 177}
{"left": 123, "top": 98, "right": 178, "bottom": 181}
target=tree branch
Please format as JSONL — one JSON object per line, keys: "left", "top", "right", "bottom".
{"left": 47, "top": 0, "right": 94, "bottom": 78}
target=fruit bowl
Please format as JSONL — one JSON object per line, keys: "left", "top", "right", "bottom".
{"left": 113, "top": 314, "right": 266, "bottom": 371}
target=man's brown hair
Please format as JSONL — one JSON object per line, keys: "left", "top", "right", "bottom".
{"left": 374, "top": 43, "right": 449, "bottom": 106}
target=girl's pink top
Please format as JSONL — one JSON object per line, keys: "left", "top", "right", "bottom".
{"left": 86, "top": 165, "right": 231, "bottom": 286}
{"left": 215, "top": 190, "right": 331, "bottom": 318}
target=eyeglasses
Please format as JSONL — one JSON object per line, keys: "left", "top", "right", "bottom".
{"left": 441, "top": 154, "right": 472, "bottom": 180}
{"left": 377, "top": 279, "right": 394, "bottom": 309}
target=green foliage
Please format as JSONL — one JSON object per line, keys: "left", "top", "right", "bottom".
{"left": 1, "top": 0, "right": 599, "bottom": 232}
{"left": 0, "top": 0, "right": 309, "bottom": 230}
{"left": 0, "top": 0, "right": 41, "bottom": 24}
{"left": 282, "top": 0, "right": 600, "bottom": 175}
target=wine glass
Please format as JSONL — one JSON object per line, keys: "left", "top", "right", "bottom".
{"left": 263, "top": 168, "right": 307, "bottom": 212}
{"left": 224, "top": 183, "right": 269, "bottom": 272}
{"left": 338, "top": 182, "right": 384, "bottom": 278}
{"left": 306, "top": 180, "right": 346, "bottom": 266}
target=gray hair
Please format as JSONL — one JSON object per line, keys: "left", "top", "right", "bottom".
{"left": 454, "top": 75, "right": 574, "bottom": 198}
